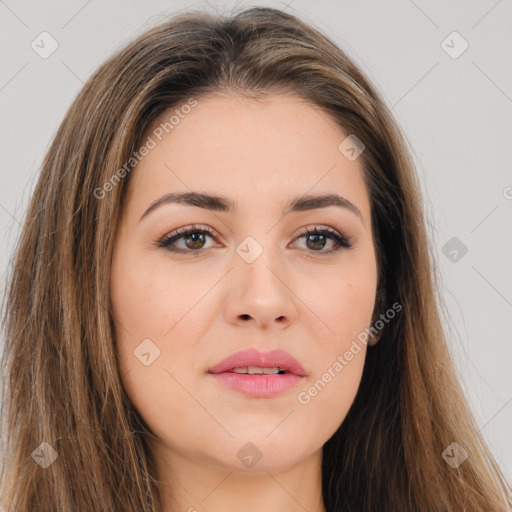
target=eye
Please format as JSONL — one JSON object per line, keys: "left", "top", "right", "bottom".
{"left": 292, "top": 226, "right": 353, "bottom": 255}
{"left": 156, "top": 224, "right": 219, "bottom": 253}
{"left": 156, "top": 224, "right": 353, "bottom": 255}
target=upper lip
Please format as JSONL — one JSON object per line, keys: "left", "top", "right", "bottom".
{"left": 208, "top": 348, "right": 307, "bottom": 376}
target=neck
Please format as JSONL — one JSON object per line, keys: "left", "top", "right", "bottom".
{"left": 152, "top": 439, "right": 327, "bottom": 512}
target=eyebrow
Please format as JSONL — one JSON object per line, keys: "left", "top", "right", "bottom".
{"left": 139, "top": 191, "right": 365, "bottom": 225}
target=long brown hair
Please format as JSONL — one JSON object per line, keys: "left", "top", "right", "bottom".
{"left": 1, "top": 6, "right": 511, "bottom": 511}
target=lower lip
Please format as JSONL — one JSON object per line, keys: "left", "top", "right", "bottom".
{"left": 208, "top": 372, "right": 305, "bottom": 398}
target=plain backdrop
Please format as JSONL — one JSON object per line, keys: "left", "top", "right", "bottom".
{"left": 1, "top": 0, "right": 511, "bottom": 482}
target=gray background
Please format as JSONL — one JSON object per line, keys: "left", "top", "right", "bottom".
{"left": 1, "top": 0, "right": 511, "bottom": 482}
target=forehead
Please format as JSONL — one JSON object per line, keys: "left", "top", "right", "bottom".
{"left": 125, "top": 93, "right": 371, "bottom": 222}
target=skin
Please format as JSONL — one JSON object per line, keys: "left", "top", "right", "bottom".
{"left": 110, "top": 93, "right": 378, "bottom": 512}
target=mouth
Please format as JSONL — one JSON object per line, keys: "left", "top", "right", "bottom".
{"left": 207, "top": 349, "right": 307, "bottom": 398}
{"left": 207, "top": 348, "right": 307, "bottom": 377}
{"left": 223, "top": 366, "right": 288, "bottom": 375}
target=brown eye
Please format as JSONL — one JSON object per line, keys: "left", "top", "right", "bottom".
{"left": 304, "top": 233, "right": 329, "bottom": 251}
{"left": 157, "top": 225, "right": 353, "bottom": 255}
{"left": 182, "top": 232, "right": 207, "bottom": 250}
{"left": 294, "top": 227, "right": 353, "bottom": 254}
{"left": 157, "top": 225, "right": 218, "bottom": 253}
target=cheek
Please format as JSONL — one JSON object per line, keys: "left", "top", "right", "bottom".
{"left": 110, "top": 251, "right": 210, "bottom": 339}
{"left": 110, "top": 252, "right": 214, "bottom": 433}
{"left": 298, "top": 256, "right": 376, "bottom": 397}
{"left": 296, "top": 347, "right": 366, "bottom": 447}
{"left": 110, "top": 266, "right": 198, "bottom": 444}
{"left": 291, "top": 263, "right": 376, "bottom": 434}
{"left": 304, "top": 254, "right": 378, "bottom": 351}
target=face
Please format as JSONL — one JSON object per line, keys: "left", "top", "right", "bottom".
{"left": 110, "top": 93, "right": 378, "bottom": 475}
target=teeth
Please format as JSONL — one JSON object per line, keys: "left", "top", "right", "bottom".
{"left": 231, "top": 366, "right": 284, "bottom": 375}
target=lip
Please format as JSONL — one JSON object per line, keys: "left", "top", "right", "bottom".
{"left": 208, "top": 348, "right": 307, "bottom": 376}
{"left": 207, "top": 348, "right": 307, "bottom": 398}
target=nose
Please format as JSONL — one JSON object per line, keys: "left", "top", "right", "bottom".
{"left": 224, "top": 250, "right": 298, "bottom": 331}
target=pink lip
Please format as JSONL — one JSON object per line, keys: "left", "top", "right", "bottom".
{"left": 209, "top": 372, "right": 304, "bottom": 398}
{"left": 208, "top": 348, "right": 306, "bottom": 376}
{"left": 207, "top": 348, "right": 307, "bottom": 398}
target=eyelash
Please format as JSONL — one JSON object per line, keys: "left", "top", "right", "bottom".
{"left": 156, "top": 224, "right": 353, "bottom": 255}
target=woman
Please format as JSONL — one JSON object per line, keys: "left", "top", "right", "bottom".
{"left": 1, "top": 6, "right": 510, "bottom": 512}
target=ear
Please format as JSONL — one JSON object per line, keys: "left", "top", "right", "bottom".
{"left": 367, "top": 328, "right": 382, "bottom": 347}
